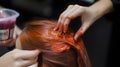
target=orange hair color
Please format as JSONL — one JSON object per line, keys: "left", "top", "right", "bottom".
{"left": 17, "top": 20, "right": 91, "bottom": 67}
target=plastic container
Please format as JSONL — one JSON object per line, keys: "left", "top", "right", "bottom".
{"left": 0, "top": 8, "right": 19, "bottom": 46}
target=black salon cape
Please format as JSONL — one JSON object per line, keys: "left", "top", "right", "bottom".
{"left": 0, "top": 46, "right": 14, "bottom": 56}
{"left": 0, "top": 46, "right": 9, "bottom": 56}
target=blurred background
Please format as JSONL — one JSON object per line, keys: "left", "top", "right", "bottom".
{"left": 0, "top": 0, "right": 119, "bottom": 67}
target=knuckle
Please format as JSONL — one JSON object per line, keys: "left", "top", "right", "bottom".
{"left": 78, "top": 6, "right": 84, "bottom": 10}
{"left": 67, "top": 15, "right": 73, "bottom": 20}
{"left": 61, "top": 15, "right": 67, "bottom": 19}
{"left": 68, "top": 5, "right": 73, "bottom": 7}
{"left": 74, "top": 4, "right": 79, "bottom": 6}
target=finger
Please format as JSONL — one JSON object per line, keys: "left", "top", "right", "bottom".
{"left": 74, "top": 22, "right": 89, "bottom": 41}
{"left": 54, "top": 18, "right": 61, "bottom": 31}
{"left": 60, "top": 5, "right": 74, "bottom": 17}
{"left": 13, "top": 25, "right": 22, "bottom": 40}
{"left": 56, "top": 5, "right": 74, "bottom": 32}
{"left": 59, "top": 6, "right": 78, "bottom": 33}
{"left": 13, "top": 27, "right": 17, "bottom": 39}
{"left": 58, "top": 6, "right": 74, "bottom": 33}
{"left": 28, "top": 62, "right": 38, "bottom": 67}
{"left": 58, "top": 22, "right": 63, "bottom": 34}
{"left": 62, "top": 5, "right": 82, "bottom": 33}
{"left": 74, "top": 27, "right": 84, "bottom": 41}
{"left": 59, "top": 4, "right": 75, "bottom": 23}
{"left": 14, "top": 25, "right": 22, "bottom": 36}
{"left": 54, "top": 5, "right": 74, "bottom": 31}
{"left": 21, "top": 60, "right": 38, "bottom": 67}
{"left": 63, "top": 18, "right": 71, "bottom": 33}
{"left": 15, "top": 49, "right": 40, "bottom": 60}
{"left": 67, "top": 5, "right": 84, "bottom": 19}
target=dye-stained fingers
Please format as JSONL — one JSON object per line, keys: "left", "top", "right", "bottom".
{"left": 55, "top": 4, "right": 85, "bottom": 34}
{"left": 74, "top": 28, "right": 83, "bottom": 41}
{"left": 54, "top": 5, "right": 74, "bottom": 33}
{"left": 74, "top": 22, "right": 91, "bottom": 40}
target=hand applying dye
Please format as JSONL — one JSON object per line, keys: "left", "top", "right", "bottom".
{"left": 54, "top": 0, "right": 113, "bottom": 41}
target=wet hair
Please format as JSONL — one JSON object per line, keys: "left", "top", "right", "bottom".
{"left": 17, "top": 20, "right": 91, "bottom": 67}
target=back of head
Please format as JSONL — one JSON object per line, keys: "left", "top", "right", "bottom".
{"left": 17, "top": 20, "right": 91, "bottom": 67}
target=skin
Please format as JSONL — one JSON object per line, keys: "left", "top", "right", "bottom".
{"left": 54, "top": 0, "right": 113, "bottom": 40}
{"left": 0, "top": 25, "right": 21, "bottom": 47}
{"left": 0, "top": 48, "right": 40, "bottom": 67}
{"left": 15, "top": 20, "right": 91, "bottom": 67}
{"left": 0, "top": 26, "right": 40, "bottom": 67}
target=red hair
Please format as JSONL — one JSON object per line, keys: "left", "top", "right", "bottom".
{"left": 17, "top": 20, "right": 91, "bottom": 67}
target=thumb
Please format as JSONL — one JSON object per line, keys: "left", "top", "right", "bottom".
{"left": 17, "top": 49, "right": 40, "bottom": 60}
{"left": 74, "top": 27, "right": 83, "bottom": 41}
{"left": 28, "top": 62, "right": 38, "bottom": 67}
{"left": 74, "top": 23, "right": 90, "bottom": 41}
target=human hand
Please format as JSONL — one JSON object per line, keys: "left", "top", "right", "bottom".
{"left": 54, "top": 0, "right": 113, "bottom": 40}
{"left": 54, "top": 4, "right": 98, "bottom": 40}
{"left": 0, "top": 49, "right": 40, "bottom": 67}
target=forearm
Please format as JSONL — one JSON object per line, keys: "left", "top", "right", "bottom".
{"left": 89, "top": 0, "right": 113, "bottom": 17}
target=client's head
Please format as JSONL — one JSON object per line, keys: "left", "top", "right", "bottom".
{"left": 16, "top": 20, "right": 75, "bottom": 52}
{"left": 16, "top": 20, "right": 91, "bottom": 67}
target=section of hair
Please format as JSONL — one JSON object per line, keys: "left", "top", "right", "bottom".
{"left": 17, "top": 20, "right": 91, "bottom": 67}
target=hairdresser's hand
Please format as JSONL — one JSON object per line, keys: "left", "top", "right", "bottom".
{"left": 54, "top": 4, "right": 98, "bottom": 40}
{"left": 0, "top": 49, "right": 40, "bottom": 67}
{"left": 55, "top": 0, "right": 113, "bottom": 40}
